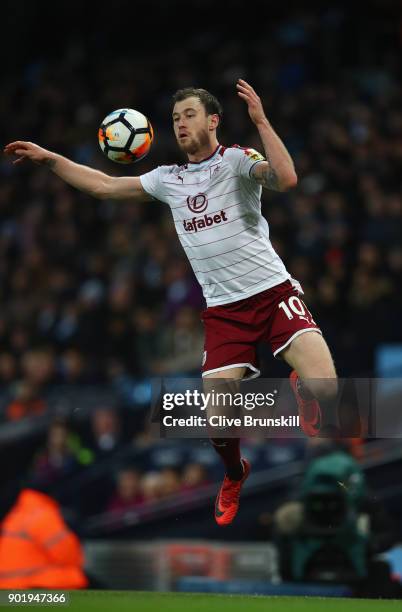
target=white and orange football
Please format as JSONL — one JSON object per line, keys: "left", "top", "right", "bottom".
{"left": 98, "top": 108, "right": 153, "bottom": 164}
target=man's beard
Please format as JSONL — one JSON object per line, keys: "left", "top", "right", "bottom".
{"left": 177, "top": 128, "right": 210, "bottom": 155}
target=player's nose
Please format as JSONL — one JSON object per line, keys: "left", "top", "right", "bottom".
{"left": 178, "top": 122, "right": 189, "bottom": 136}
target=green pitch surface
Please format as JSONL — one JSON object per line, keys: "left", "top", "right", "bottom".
{"left": 9, "top": 590, "right": 401, "bottom": 611}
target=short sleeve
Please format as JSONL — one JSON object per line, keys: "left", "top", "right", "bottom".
{"left": 140, "top": 167, "right": 164, "bottom": 201}
{"left": 237, "top": 147, "right": 265, "bottom": 180}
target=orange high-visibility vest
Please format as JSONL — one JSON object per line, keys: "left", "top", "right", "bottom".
{"left": 0, "top": 489, "right": 88, "bottom": 589}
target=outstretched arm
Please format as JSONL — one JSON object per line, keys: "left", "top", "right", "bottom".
{"left": 3, "top": 141, "right": 152, "bottom": 202}
{"left": 236, "top": 79, "right": 297, "bottom": 192}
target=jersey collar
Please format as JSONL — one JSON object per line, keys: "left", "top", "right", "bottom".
{"left": 187, "top": 144, "right": 221, "bottom": 166}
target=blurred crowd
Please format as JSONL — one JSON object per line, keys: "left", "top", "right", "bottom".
{"left": 18, "top": 410, "right": 368, "bottom": 530}
{"left": 21, "top": 412, "right": 214, "bottom": 524}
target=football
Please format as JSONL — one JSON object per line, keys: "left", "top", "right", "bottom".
{"left": 98, "top": 108, "right": 153, "bottom": 164}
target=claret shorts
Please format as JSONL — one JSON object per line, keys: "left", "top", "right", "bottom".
{"left": 201, "top": 280, "right": 321, "bottom": 380}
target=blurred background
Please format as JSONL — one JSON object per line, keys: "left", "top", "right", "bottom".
{"left": 0, "top": 0, "right": 402, "bottom": 598}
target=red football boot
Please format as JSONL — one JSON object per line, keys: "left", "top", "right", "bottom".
{"left": 289, "top": 370, "right": 321, "bottom": 436}
{"left": 214, "top": 458, "right": 251, "bottom": 526}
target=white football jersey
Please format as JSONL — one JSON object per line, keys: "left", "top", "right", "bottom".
{"left": 140, "top": 144, "right": 297, "bottom": 307}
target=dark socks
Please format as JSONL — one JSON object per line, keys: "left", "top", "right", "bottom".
{"left": 211, "top": 438, "right": 243, "bottom": 480}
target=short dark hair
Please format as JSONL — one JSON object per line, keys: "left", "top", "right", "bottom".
{"left": 172, "top": 87, "right": 223, "bottom": 123}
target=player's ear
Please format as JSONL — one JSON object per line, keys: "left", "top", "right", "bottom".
{"left": 208, "top": 114, "right": 219, "bottom": 131}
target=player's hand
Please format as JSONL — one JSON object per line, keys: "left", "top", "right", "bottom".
{"left": 3, "top": 141, "right": 55, "bottom": 166}
{"left": 236, "top": 79, "right": 267, "bottom": 126}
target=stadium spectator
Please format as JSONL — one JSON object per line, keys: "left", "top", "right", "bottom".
{"left": 132, "top": 307, "right": 160, "bottom": 376}
{"left": 141, "top": 472, "right": 165, "bottom": 503}
{"left": 160, "top": 467, "right": 182, "bottom": 497}
{"left": 20, "top": 348, "right": 56, "bottom": 388}
{"left": 181, "top": 463, "right": 211, "bottom": 493}
{"left": 29, "top": 419, "right": 80, "bottom": 488}
{"left": 6, "top": 380, "right": 47, "bottom": 422}
{"left": 58, "top": 347, "right": 91, "bottom": 384}
{"left": 0, "top": 352, "right": 18, "bottom": 386}
{"left": 150, "top": 306, "right": 204, "bottom": 376}
{"left": 162, "top": 259, "right": 204, "bottom": 321}
{"left": 89, "top": 406, "right": 122, "bottom": 456}
{"left": 107, "top": 467, "right": 144, "bottom": 514}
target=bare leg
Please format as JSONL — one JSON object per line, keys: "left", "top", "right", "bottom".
{"left": 280, "top": 331, "right": 338, "bottom": 401}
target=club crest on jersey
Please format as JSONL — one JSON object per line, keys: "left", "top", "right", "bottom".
{"left": 187, "top": 193, "right": 208, "bottom": 214}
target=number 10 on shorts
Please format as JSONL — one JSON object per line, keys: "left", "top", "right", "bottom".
{"left": 278, "top": 296, "right": 316, "bottom": 324}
